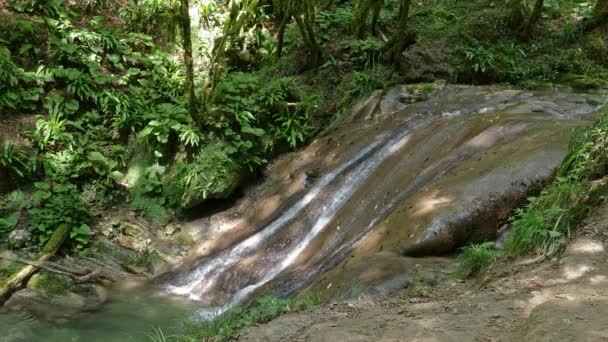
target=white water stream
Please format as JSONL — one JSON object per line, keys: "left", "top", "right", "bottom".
{"left": 166, "top": 124, "right": 418, "bottom": 316}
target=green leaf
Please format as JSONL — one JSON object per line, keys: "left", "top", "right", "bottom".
{"left": 33, "top": 190, "right": 52, "bottom": 202}
{"left": 110, "top": 171, "right": 124, "bottom": 179}
{"left": 0, "top": 213, "right": 19, "bottom": 230}
{"left": 88, "top": 151, "right": 107, "bottom": 163}
{"left": 34, "top": 182, "right": 50, "bottom": 190}
{"left": 241, "top": 126, "right": 265, "bottom": 137}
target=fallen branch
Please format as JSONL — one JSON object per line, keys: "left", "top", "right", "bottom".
{"left": 0, "top": 255, "right": 113, "bottom": 283}
{"left": 0, "top": 224, "right": 70, "bottom": 305}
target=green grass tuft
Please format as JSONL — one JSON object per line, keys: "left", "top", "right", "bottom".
{"left": 457, "top": 242, "right": 497, "bottom": 276}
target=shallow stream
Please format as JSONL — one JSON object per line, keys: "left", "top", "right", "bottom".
{"left": 0, "top": 284, "right": 196, "bottom": 342}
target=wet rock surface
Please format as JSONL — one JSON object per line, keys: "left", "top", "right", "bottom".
{"left": 166, "top": 85, "right": 605, "bottom": 306}
{"left": 238, "top": 201, "right": 608, "bottom": 342}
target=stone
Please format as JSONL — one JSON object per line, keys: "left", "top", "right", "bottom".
{"left": 164, "top": 223, "right": 181, "bottom": 236}
{"left": 8, "top": 229, "right": 31, "bottom": 249}
{"left": 5, "top": 272, "right": 108, "bottom": 322}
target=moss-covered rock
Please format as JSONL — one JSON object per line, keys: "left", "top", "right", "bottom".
{"left": 560, "top": 74, "right": 607, "bottom": 90}
{"left": 28, "top": 272, "right": 71, "bottom": 296}
{"left": 6, "top": 274, "right": 108, "bottom": 321}
{"left": 178, "top": 141, "right": 242, "bottom": 208}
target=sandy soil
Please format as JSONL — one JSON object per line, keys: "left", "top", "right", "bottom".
{"left": 238, "top": 202, "right": 608, "bottom": 342}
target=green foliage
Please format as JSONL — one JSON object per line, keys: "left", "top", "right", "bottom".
{"left": 505, "top": 105, "right": 608, "bottom": 256}
{"left": 160, "top": 294, "right": 322, "bottom": 342}
{"left": 212, "top": 72, "right": 318, "bottom": 161}
{"left": 457, "top": 242, "right": 497, "bottom": 276}
{"left": 29, "top": 182, "right": 91, "bottom": 246}
{"left": 70, "top": 224, "right": 93, "bottom": 249}
{"left": 464, "top": 46, "right": 496, "bottom": 74}
{"left": 0, "top": 213, "right": 19, "bottom": 235}
{"left": 0, "top": 141, "right": 29, "bottom": 178}
{"left": 0, "top": 190, "right": 28, "bottom": 213}
{"left": 346, "top": 65, "right": 397, "bottom": 100}
{"left": 175, "top": 141, "right": 242, "bottom": 208}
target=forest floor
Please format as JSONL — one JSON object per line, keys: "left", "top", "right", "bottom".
{"left": 238, "top": 201, "right": 608, "bottom": 342}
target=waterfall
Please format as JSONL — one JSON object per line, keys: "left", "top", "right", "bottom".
{"left": 165, "top": 120, "right": 423, "bottom": 311}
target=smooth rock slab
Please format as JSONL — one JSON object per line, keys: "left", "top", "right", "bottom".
{"left": 168, "top": 85, "right": 605, "bottom": 303}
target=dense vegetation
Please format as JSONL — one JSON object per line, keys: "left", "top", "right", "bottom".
{"left": 0, "top": 0, "right": 607, "bottom": 339}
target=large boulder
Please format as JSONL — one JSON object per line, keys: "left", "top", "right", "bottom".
{"left": 177, "top": 141, "right": 242, "bottom": 209}
{"left": 165, "top": 86, "right": 604, "bottom": 304}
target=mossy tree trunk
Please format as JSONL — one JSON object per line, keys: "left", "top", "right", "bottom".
{"left": 523, "top": 0, "right": 545, "bottom": 39}
{"left": 179, "top": 0, "right": 198, "bottom": 125}
{"left": 384, "top": 0, "right": 415, "bottom": 65}
{"left": 275, "top": 0, "right": 322, "bottom": 67}
{"left": 354, "top": 0, "right": 384, "bottom": 38}
{"left": 0, "top": 224, "right": 71, "bottom": 305}
{"left": 276, "top": 13, "right": 290, "bottom": 58}
{"left": 584, "top": 0, "right": 608, "bottom": 31}
{"left": 508, "top": 0, "right": 526, "bottom": 30}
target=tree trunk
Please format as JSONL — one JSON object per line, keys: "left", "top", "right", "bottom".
{"left": 303, "top": 13, "right": 322, "bottom": 66}
{"left": 276, "top": 14, "right": 289, "bottom": 58}
{"left": 179, "top": 0, "right": 198, "bottom": 124}
{"left": 295, "top": 14, "right": 322, "bottom": 67}
{"left": 509, "top": 0, "right": 526, "bottom": 30}
{"left": 370, "top": 0, "right": 383, "bottom": 35}
{"left": 354, "top": 0, "right": 371, "bottom": 38}
{"left": 523, "top": 0, "right": 544, "bottom": 39}
{"left": 584, "top": 0, "right": 608, "bottom": 31}
{"left": 384, "top": 0, "right": 414, "bottom": 64}
{"left": 0, "top": 224, "right": 71, "bottom": 305}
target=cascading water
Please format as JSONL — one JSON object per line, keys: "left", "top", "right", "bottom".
{"left": 165, "top": 117, "right": 430, "bottom": 312}
{"left": 163, "top": 85, "right": 604, "bottom": 316}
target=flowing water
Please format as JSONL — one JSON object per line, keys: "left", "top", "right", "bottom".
{"left": 163, "top": 86, "right": 605, "bottom": 311}
{"left": 1, "top": 86, "right": 604, "bottom": 340}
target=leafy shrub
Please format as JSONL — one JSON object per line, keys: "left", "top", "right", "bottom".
{"left": 0, "top": 190, "right": 28, "bottom": 213}
{"left": 212, "top": 72, "right": 318, "bottom": 163}
{"left": 0, "top": 213, "right": 19, "bottom": 235}
{"left": 130, "top": 164, "right": 171, "bottom": 225}
{"left": 0, "top": 141, "right": 29, "bottom": 178}
{"left": 29, "top": 182, "right": 91, "bottom": 246}
{"left": 346, "top": 65, "right": 396, "bottom": 100}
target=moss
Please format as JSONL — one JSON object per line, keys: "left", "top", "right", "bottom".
{"left": 518, "top": 80, "right": 557, "bottom": 90}
{"left": 175, "top": 231, "right": 194, "bottom": 246}
{"left": 0, "top": 262, "right": 22, "bottom": 280}
{"left": 560, "top": 74, "right": 606, "bottom": 90}
{"left": 179, "top": 141, "right": 242, "bottom": 208}
{"left": 39, "top": 223, "right": 70, "bottom": 256}
{"left": 28, "top": 272, "right": 71, "bottom": 296}
{"left": 403, "top": 283, "right": 431, "bottom": 297}
{"left": 583, "top": 33, "right": 608, "bottom": 65}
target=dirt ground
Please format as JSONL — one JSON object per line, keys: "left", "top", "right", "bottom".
{"left": 238, "top": 202, "right": 608, "bottom": 342}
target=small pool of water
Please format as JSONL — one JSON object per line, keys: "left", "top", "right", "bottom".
{"left": 0, "top": 283, "right": 199, "bottom": 342}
